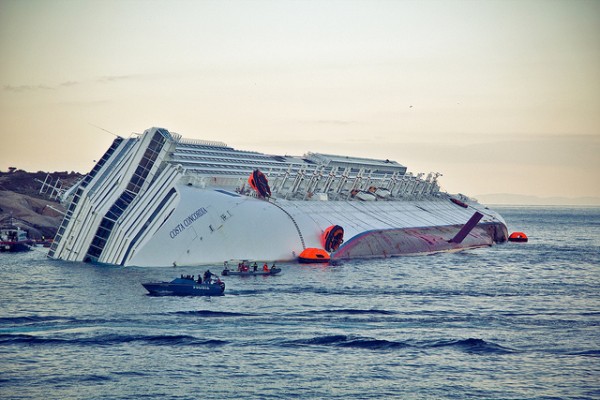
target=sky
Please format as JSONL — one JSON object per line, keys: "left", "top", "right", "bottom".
{"left": 1, "top": 0, "right": 599, "bottom": 203}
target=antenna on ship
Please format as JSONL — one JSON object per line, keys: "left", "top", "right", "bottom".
{"left": 88, "top": 123, "right": 121, "bottom": 138}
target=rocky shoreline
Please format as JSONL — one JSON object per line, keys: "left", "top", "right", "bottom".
{"left": 0, "top": 170, "right": 82, "bottom": 239}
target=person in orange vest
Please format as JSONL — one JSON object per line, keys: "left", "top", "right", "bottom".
{"left": 263, "top": 263, "right": 269, "bottom": 272}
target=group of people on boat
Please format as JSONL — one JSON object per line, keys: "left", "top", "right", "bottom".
{"left": 239, "top": 261, "right": 276, "bottom": 272}
{"left": 222, "top": 260, "right": 277, "bottom": 273}
{"left": 180, "top": 269, "right": 217, "bottom": 284}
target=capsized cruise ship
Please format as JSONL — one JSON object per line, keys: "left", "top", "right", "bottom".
{"left": 48, "top": 127, "right": 508, "bottom": 266}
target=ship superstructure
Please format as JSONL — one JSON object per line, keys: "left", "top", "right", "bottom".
{"left": 48, "top": 127, "right": 508, "bottom": 266}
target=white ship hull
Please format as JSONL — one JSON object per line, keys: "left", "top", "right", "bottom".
{"left": 48, "top": 127, "right": 508, "bottom": 267}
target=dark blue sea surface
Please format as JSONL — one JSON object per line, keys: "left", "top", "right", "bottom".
{"left": 1, "top": 206, "right": 598, "bottom": 399}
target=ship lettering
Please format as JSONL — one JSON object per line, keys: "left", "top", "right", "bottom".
{"left": 183, "top": 207, "right": 208, "bottom": 227}
{"left": 169, "top": 223, "right": 186, "bottom": 239}
{"left": 169, "top": 208, "right": 208, "bottom": 239}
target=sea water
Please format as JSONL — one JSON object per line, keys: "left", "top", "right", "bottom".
{"left": 0, "top": 206, "right": 598, "bottom": 399}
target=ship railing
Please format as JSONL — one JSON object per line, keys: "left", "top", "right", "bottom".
{"left": 180, "top": 166, "right": 443, "bottom": 201}
{"left": 168, "top": 131, "right": 182, "bottom": 142}
{"left": 177, "top": 137, "right": 229, "bottom": 148}
{"left": 267, "top": 168, "right": 441, "bottom": 201}
{"left": 181, "top": 174, "right": 247, "bottom": 190}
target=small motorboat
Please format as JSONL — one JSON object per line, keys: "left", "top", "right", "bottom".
{"left": 0, "top": 224, "right": 31, "bottom": 253}
{"left": 222, "top": 266, "right": 282, "bottom": 276}
{"left": 142, "top": 276, "right": 225, "bottom": 296}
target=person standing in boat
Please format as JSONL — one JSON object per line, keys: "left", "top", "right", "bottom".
{"left": 203, "top": 270, "right": 213, "bottom": 283}
{"left": 263, "top": 263, "right": 269, "bottom": 272}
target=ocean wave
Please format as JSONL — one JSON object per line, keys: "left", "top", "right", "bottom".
{"left": 0, "top": 333, "right": 67, "bottom": 345}
{"left": 398, "top": 289, "right": 533, "bottom": 298}
{"left": 171, "top": 310, "right": 253, "bottom": 317}
{"left": 0, "top": 333, "right": 228, "bottom": 347}
{"left": 227, "top": 283, "right": 526, "bottom": 299}
{"left": 0, "top": 315, "right": 76, "bottom": 325}
{"left": 567, "top": 350, "right": 600, "bottom": 357}
{"left": 0, "top": 315, "right": 137, "bottom": 328}
{"left": 293, "top": 334, "right": 350, "bottom": 345}
{"left": 338, "top": 337, "right": 411, "bottom": 350}
{"left": 228, "top": 286, "right": 393, "bottom": 297}
{"left": 303, "top": 309, "right": 396, "bottom": 316}
{"left": 286, "top": 335, "right": 409, "bottom": 350}
{"left": 428, "top": 338, "right": 515, "bottom": 354}
{"left": 225, "top": 288, "right": 275, "bottom": 296}
{"left": 44, "top": 374, "right": 114, "bottom": 384}
{"left": 285, "top": 335, "right": 515, "bottom": 354}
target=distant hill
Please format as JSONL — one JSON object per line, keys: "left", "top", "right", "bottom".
{"left": 475, "top": 193, "right": 600, "bottom": 206}
{"left": 0, "top": 170, "right": 83, "bottom": 239}
{"left": 0, "top": 170, "right": 81, "bottom": 198}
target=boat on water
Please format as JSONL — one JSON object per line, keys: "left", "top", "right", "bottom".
{"left": 47, "top": 127, "right": 508, "bottom": 267}
{"left": 508, "top": 232, "right": 529, "bottom": 242}
{"left": 0, "top": 224, "right": 31, "bottom": 253}
{"left": 222, "top": 266, "right": 282, "bottom": 276}
{"left": 142, "top": 276, "right": 225, "bottom": 296}
{"left": 298, "top": 248, "right": 331, "bottom": 264}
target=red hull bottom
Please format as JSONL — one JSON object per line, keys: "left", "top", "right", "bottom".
{"left": 332, "top": 222, "right": 507, "bottom": 260}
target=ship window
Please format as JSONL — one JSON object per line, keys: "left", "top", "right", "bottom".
{"left": 96, "top": 226, "right": 111, "bottom": 238}
{"left": 119, "top": 188, "right": 177, "bottom": 265}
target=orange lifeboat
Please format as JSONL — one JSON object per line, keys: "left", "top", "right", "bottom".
{"left": 298, "top": 248, "right": 330, "bottom": 263}
{"left": 248, "top": 169, "right": 271, "bottom": 198}
{"left": 321, "top": 225, "right": 344, "bottom": 252}
{"left": 508, "top": 232, "right": 528, "bottom": 242}
{"left": 450, "top": 197, "right": 468, "bottom": 208}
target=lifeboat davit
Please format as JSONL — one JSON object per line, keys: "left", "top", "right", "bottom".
{"left": 321, "top": 225, "right": 344, "bottom": 252}
{"left": 508, "top": 232, "right": 528, "bottom": 242}
{"left": 248, "top": 169, "right": 271, "bottom": 198}
{"left": 298, "top": 248, "right": 330, "bottom": 263}
{"left": 351, "top": 189, "right": 377, "bottom": 201}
